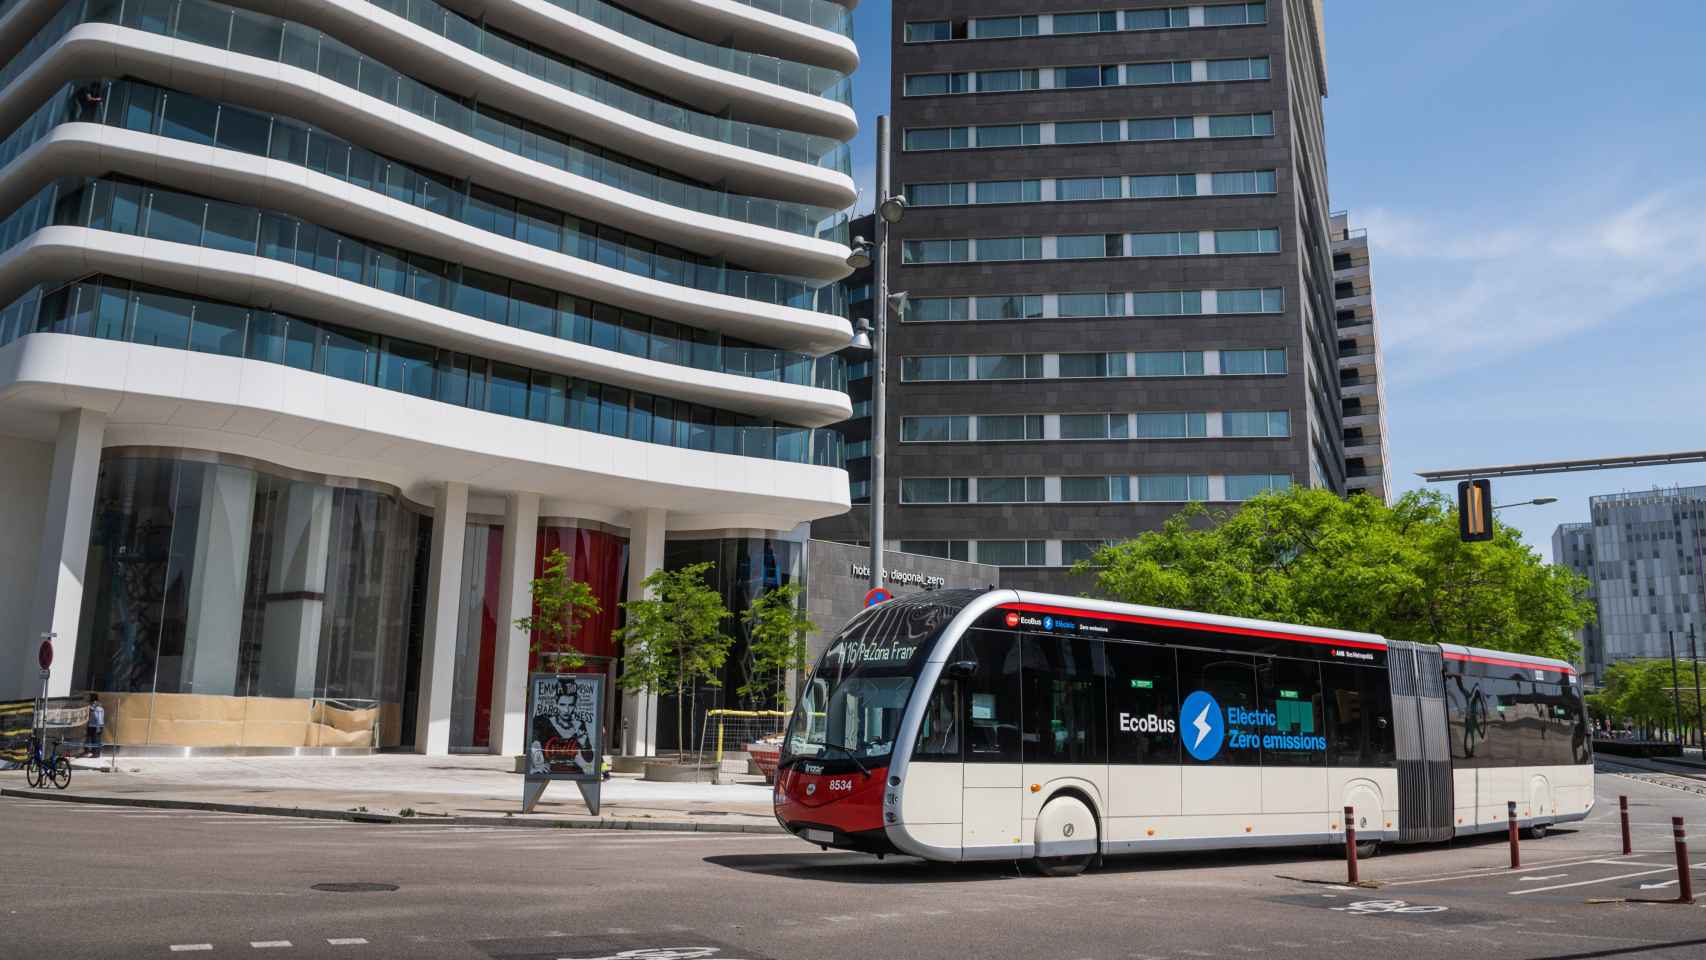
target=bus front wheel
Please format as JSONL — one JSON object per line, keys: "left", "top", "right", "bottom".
{"left": 1032, "top": 795, "right": 1098, "bottom": 877}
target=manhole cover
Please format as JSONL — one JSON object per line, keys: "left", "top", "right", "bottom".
{"left": 311, "top": 882, "right": 399, "bottom": 893}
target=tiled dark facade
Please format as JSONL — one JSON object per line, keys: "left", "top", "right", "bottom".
{"left": 876, "top": 0, "right": 1341, "bottom": 594}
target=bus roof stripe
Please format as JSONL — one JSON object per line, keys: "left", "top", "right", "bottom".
{"left": 1442, "top": 651, "right": 1576, "bottom": 676}
{"left": 1000, "top": 603, "right": 1388, "bottom": 651}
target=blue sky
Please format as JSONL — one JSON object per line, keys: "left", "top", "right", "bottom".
{"left": 845, "top": 1, "right": 1706, "bottom": 555}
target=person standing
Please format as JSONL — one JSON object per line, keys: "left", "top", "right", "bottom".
{"left": 86, "top": 697, "right": 105, "bottom": 759}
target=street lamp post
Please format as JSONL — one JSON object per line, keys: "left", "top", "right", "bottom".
{"left": 1669, "top": 629, "right": 1685, "bottom": 746}
{"left": 1492, "top": 497, "right": 1559, "bottom": 510}
{"left": 848, "top": 115, "right": 906, "bottom": 594}
{"left": 1692, "top": 624, "right": 1703, "bottom": 752}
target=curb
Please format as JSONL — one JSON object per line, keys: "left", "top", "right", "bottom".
{"left": 0, "top": 788, "right": 785, "bottom": 834}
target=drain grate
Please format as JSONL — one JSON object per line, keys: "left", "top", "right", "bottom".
{"left": 311, "top": 882, "right": 399, "bottom": 893}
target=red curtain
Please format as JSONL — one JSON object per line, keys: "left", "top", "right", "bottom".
{"left": 530, "top": 525, "right": 629, "bottom": 667}
{"left": 472, "top": 525, "right": 503, "bottom": 747}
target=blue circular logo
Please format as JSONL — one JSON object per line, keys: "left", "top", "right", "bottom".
{"left": 1180, "top": 690, "right": 1225, "bottom": 762}
{"left": 1042, "top": 616, "right": 1054, "bottom": 630}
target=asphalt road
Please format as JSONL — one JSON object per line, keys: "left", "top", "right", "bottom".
{"left": 5, "top": 762, "right": 1706, "bottom": 959}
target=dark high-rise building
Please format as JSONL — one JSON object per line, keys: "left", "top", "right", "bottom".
{"left": 883, "top": 0, "right": 1340, "bottom": 591}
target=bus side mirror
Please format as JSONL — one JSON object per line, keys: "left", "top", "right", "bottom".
{"left": 947, "top": 660, "right": 978, "bottom": 680}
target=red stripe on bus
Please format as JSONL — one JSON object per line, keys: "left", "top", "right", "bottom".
{"left": 999, "top": 603, "right": 1388, "bottom": 652}
{"left": 1442, "top": 652, "right": 1575, "bottom": 676}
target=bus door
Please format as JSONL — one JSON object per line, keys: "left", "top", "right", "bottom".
{"left": 1019, "top": 636, "right": 1109, "bottom": 838}
{"left": 903, "top": 668, "right": 964, "bottom": 852}
{"left": 958, "top": 629, "right": 1024, "bottom": 856}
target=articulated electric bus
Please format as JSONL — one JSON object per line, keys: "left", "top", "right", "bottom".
{"left": 775, "top": 589, "right": 1592, "bottom": 875}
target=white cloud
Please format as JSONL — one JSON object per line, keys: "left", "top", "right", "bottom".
{"left": 1360, "top": 184, "right": 1706, "bottom": 385}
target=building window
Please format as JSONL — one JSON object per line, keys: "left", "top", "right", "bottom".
{"left": 1223, "top": 411, "right": 1291, "bottom": 438}
{"left": 1206, "top": 57, "right": 1271, "bottom": 82}
{"left": 1058, "top": 65, "right": 1120, "bottom": 88}
{"left": 1204, "top": 3, "right": 1268, "bottom": 26}
{"left": 1211, "top": 170, "right": 1278, "bottom": 195}
{"left": 1218, "top": 288, "right": 1285, "bottom": 313}
{"left": 1056, "top": 120, "right": 1123, "bottom": 144}
{"left": 977, "top": 540, "right": 1046, "bottom": 566}
{"left": 901, "top": 355, "right": 971, "bottom": 382}
{"left": 1221, "top": 349, "right": 1287, "bottom": 374}
{"left": 1130, "top": 232, "right": 1202, "bottom": 257}
{"left": 904, "top": 182, "right": 970, "bottom": 206}
{"left": 1129, "top": 173, "right": 1197, "bottom": 198}
{"left": 899, "top": 539, "right": 970, "bottom": 560}
{"left": 904, "top": 73, "right": 970, "bottom": 97}
{"left": 903, "top": 297, "right": 972, "bottom": 323}
{"left": 1125, "top": 61, "right": 1194, "bottom": 85}
{"left": 1125, "top": 7, "right": 1191, "bottom": 30}
{"left": 1138, "top": 475, "right": 1211, "bottom": 502}
{"left": 1059, "top": 353, "right": 1128, "bottom": 378}
{"left": 975, "top": 355, "right": 1044, "bottom": 379}
{"left": 1060, "top": 413, "right": 1127, "bottom": 440}
{"left": 977, "top": 124, "right": 1042, "bottom": 147}
{"left": 1061, "top": 539, "right": 1112, "bottom": 565}
{"left": 1058, "top": 177, "right": 1124, "bottom": 201}
{"left": 977, "top": 477, "right": 1046, "bottom": 504}
{"left": 1135, "top": 413, "right": 1209, "bottom": 439}
{"left": 1133, "top": 351, "right": 1205, "bottom": 376}
{"left": 977, "top": 414, "right": 1045, "bottom": 441}
{"left": 902, "top": 239, "right": 970, "bottom": 264}
{"left": 901, "top": 416, "right": 970, "bottom": 442}
{"left": 976, "top": 180, "right": 1042, "bottom": 204}
{"left": 901, "top": 477, "right": 971, "bottom": 503}
{"left": 1053, "top": 11, "right": 1120, "bottom": 34}
{"left": 974, "top": 15, "right": 1039, "bottom": 38}
{"left": 1061, "top": 476, "right": 1131, "bottom": 502}
{"left": 1129, "top": 116, "right": 1197, "bottom": 141}
{"left": 978, "top": 69, "right": 1041, "bottom": 92}
{"left": 977, "top": 295, "right": 1045, "bottom": 320}
{"left": 1207, "top": 113, "right": 1275, "bottom": 137}
{"left": 1213, "top": 228, "right": 1281, "bottom": 253}
{"left": 1131, "top": 290, "right": 1204, "bottom": 316}
{"left": 904, "top": 127, "right": 971, "bottom": 150}
{"left": 1226, "top": 474, "right": 1292, "bottom": 500}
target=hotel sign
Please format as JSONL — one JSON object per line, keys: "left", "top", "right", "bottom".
{"left": 849, "top": 564, "right": 946, "bottom": 589}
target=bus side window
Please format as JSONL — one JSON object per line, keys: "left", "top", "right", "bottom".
{"left": 1020, "top": 636, "right": 1107, "bottom": 764}
{"left": 913, "top": 679, "right": 961, "bottom": 761}
{"left": 961, "top": 630, "right": 1022, "bottom": 763}
{"left": 1105, "top": 642, "right": 1179, "bottom": 764}
{"left": 1322, "top": 663, "right": 1394, "bottom": 767}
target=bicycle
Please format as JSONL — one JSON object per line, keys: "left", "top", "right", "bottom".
{"left": 24, "top": 735, "right": 71, "bottom": 790}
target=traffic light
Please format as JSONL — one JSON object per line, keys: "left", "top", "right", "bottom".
{"left": 1458, "top": 479, "right": 1494, "bottom": 542}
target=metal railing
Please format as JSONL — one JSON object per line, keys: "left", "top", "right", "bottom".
{"left": 3, "top": 0, "right": 852, "bottom": 174}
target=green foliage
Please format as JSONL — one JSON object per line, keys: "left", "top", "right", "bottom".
{"left": 616, "top": 562, "right": 734, "bottom": 755}
{"left": 1080, "top": 487, "right": 1594, "bottom": 661}
{"left": 513, "top": 548, "right": 602, "bottom": 670}
{"left": 739, "top": 582, "right": 816, "bottom": 707}
{"left": 1589, "top": 658, "right": 1702, "bottom": 733}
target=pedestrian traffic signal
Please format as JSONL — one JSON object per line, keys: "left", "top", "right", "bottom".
{"left": 1458, "top": 479, "right": 1494, "bottom": 542}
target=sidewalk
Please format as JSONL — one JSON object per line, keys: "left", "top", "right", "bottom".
{"left": 0, "top": 754, "right": 784, "bottom": 832}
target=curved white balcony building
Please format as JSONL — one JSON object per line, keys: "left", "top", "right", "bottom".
{"left": 0, "top": 0, "right": 856, "bottom": 759}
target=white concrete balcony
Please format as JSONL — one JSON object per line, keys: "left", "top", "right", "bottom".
{"left": 0, "top": 334, "right": 851, "bottom": 528}
{"left": 634, "top": 0, "right": 859, "bottom": 73}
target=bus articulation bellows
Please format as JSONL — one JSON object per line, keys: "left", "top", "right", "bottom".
{"left": 773, "top": 589, "right": 1592, "bottom": 876}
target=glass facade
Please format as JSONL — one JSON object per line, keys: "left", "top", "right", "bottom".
{"left": 654, "top": 536, "right": 805, "bottom": 750}
{"left": 73, "top": 453, "right": 430, "bottom": 749}
{"left": 449, "top": 522, "right": 503, "bottom": 751}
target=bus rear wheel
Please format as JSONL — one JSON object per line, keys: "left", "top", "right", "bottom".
{"left": 1032, "top": 795, "right": 1098, "bottom": 877}
{"left": 1355, "top": 839, "right": 1380, "bottom": 859}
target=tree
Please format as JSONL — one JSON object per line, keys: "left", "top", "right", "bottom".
{"left": 616, "top": 562, "right": 733, "bottom": 757}
{"left": 1589, "top": 658, "right": 1701, "bottom": 740}
{"left": 739, "top": 582, "right": 816, "bottom": 709}
{"left": 513, "top": 548, "right": 601, "bottom": 670}
{"left": 1079, "top": 487, "right": 1594, "bottom": 661}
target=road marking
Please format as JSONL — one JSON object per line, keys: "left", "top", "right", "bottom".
{"left": 1639, "top": 880, "right": 1679, "bottom": 890}
{"left": 1517, "top": 874, "right": 1568, "bottom": 881}
{"left": 250, "top": 941, "right": 293, "bottom": 949}
{"left": 327, "top": 938, "right": 368, "bottom": 945}
{"left": 1511, "top": 863, "right": 1706, "bottom": 895}
{"left": 169, "top": 946, "right": 212, "bottom": 953}
{"left": 1382, "top": 855, "right": 1640, "bottom": 887}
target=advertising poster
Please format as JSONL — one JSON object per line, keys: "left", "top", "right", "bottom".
{"left": 522, "top": 673, "right": 604, "bottom": 814}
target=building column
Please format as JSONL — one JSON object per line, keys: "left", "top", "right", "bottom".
{"left": 415, "top": 481, "right": 469, "bottom": 755}
{"left": 489, "top": 491, "right": 539, "bottom": 757}
{"left": 28, "top": 409, "right": 105, "bottom": 699}
{"left": 621, "top": 507, "right": 666, "bottom": 757}
{"left": 184, "top": 465, "right": 257, "bottom": 696}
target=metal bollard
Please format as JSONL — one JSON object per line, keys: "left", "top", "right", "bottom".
{"left": 1674, "top": 817, "right": 1694, "bottom": 904}
{"left": 1620, "top": 795, "right": 1632, "bottom": 856}
{"left": 1508, "top": 800, "right": 1521, "bottom": 870}
{"left": 1344, "top": 805, "right": 1359, "bottom": 884}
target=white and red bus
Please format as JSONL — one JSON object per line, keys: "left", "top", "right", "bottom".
{"left": 774, "top": 589, "right": 1592, "bottom": 875}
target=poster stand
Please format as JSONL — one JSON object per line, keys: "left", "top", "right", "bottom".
{"left": 520, "top": 673, "right": 605, "bottom": 815}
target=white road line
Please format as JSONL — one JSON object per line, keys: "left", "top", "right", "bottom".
{"left": 327, "top": 938, "right": 368, "bottom": 946}
{"left": 250, "top": 940, "right": 293, "bottom": 948}
{"left": 1511, "top": 862, "right": 1706, "bottom": 895}
{"left": 168, "top": 946, "right": 213, "bottom": 953}
{"left": 1381, "top": 855, "right": 1641, "bottom": 887}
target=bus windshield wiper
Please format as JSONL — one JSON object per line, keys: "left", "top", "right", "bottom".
{"left": 823, "top": 743, "right": 872, "bottom": 779}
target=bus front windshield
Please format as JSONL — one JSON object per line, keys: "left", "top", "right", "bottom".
{"left": 784, "top": 632, "right": 929, "bottom": 765}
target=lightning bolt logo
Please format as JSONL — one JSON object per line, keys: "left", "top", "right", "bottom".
{"left": 1180, "top": 690, "right": 1224, "bottom": 762}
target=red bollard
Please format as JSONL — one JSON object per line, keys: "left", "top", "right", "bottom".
{"left": 1344, "top": 805, "right": 1359, "bottom": 884}
{"left": 1508, "top": 800, "right": 1521, "bottom": 870}
{"left": 1620, "top": 795, "right": 1632, "bottom": 856}
{"left": 1674, "top": 817, "right": 1694, "bottom": 904}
